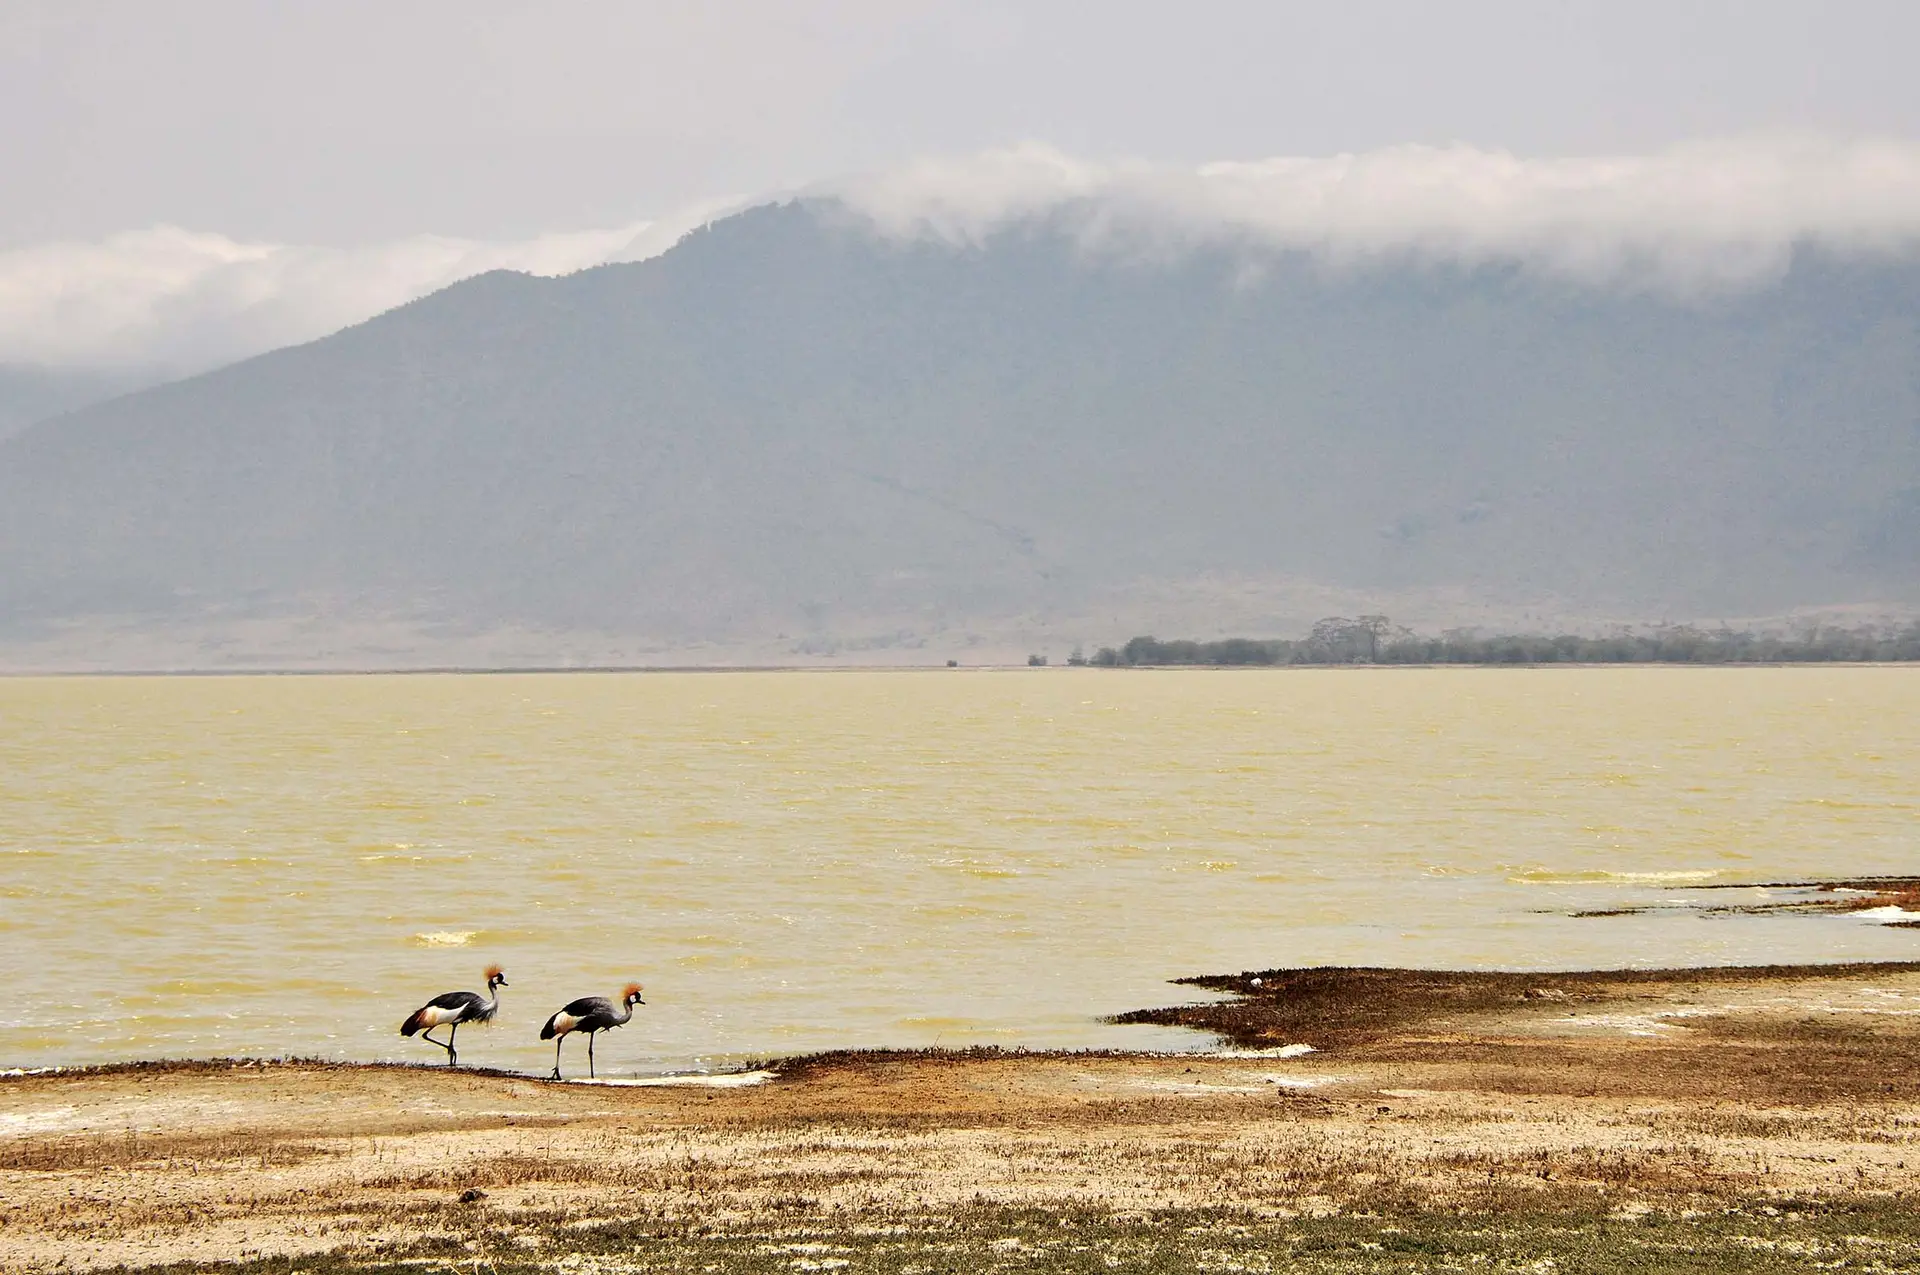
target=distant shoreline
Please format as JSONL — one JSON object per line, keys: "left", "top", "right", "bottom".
{"left": 3, "top": 659, "right": 1919, "bottom": 677}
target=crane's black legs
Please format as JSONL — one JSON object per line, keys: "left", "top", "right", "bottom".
{"left": 420, "top": 1027, "right": 456, "bottom": 1065}
{"left": 447, "top": 1022, "right": 460, "bottom": 1067}
{"left": 588, "top": 1031, "right": 597, "bottom": 1079}
{"left": 551, "top": 1037, "right": 564, "bottom": 1080}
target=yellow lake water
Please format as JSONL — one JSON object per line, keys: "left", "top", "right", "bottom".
{"left": 2, "top": 668, "right": 1916, "bottom": 1076}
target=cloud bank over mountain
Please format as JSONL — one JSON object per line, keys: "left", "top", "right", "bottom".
{"left": 830, "top": 136, "right": 1920, "bottom": 292}
{"left": 0, "top": 199, "right": 740, "bottom": 371}
{"left": 9, "top": 136, "right": 1920, "bottom": 374}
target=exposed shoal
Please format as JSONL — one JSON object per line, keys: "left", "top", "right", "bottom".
{"left": 7, "top": 961, "right": 1920, "bottom": 1273}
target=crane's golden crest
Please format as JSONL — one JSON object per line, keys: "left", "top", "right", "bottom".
{"left": 483, "top": 964, "right": 503, "bottom": 981}
{"left": 622, "top": 982, "right": 644, "bottom": 999}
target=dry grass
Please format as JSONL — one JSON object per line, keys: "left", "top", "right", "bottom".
{"left": 1108, "top": 961, "right": 1920, "bottom": 1054}
{"left": 0, "top": 1130, "right": 341, "bottom": 1173}
{"left": 10, "top": 962, "right": 1920, "bottom": 1273}
{"left": 1837, "top": 883, "right": 1920, "bottom": 911}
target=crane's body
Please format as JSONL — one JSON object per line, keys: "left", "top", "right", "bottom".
{"left": 401, "top": 966, "right": 505, "bottom": 1066}
{"left": 541, "top": 983, "right": 643, "bottom": 1079}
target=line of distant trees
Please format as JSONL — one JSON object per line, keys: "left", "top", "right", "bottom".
{"left": 1089, "top": 616, "right": 1920, "bottom": 666}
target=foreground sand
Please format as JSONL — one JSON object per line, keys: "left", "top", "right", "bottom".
{"left": 7, "top": 962, "right": 1920, "bottom": 1273}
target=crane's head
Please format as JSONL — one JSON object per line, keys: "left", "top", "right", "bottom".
{"left": 622, "top": 982, "right": 645, "bottom": 1008}
{"left": 485, "top": 965, "right": 507, "bottom": 989}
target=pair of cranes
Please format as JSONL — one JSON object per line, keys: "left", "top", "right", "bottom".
{"left": 399, "top": 965, "right": 643, "bottom": 1079}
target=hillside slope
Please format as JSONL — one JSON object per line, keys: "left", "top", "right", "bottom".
{"left": 1, "top": 201, "right": 1915, "bottom": 666}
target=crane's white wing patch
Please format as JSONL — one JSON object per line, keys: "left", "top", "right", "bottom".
{"left": 415, "top": 1004, "right": 464, "bottom": 1028}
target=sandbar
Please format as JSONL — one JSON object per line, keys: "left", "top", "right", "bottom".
{"left": 6, "top": 962, "right": 1920, "bottom": 1272}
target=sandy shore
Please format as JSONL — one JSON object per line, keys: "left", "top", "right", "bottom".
{"left": 7, "top": 962, "right": 1920, "bottom": 1272}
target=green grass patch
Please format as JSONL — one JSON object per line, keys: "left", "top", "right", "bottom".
{"left": 99, "top": 1198, "right": 1920, "bottom": 1274}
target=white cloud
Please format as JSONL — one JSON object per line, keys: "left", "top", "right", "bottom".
{"left": 0, "top": 198, "right": 741, "bottom": 370}
{"left": 826, "top": 136, "right": 1920, "bottom": 292}
{"left": 11, "top": 136, "right": 1920, "bottom": 371}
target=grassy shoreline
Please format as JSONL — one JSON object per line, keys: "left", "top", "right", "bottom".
{"left": 77, "top": 1201, "right": 1920, "bottom": 1274}
{"left": 9, "top": 961, "right": 1920, "bottom": 1273}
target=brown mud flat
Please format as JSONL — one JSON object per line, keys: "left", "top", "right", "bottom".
{"left": 1557, "top": 876, "right": 1920, "bottom": 921}
{"left": 8, "top": 962, "right": 1920, "bottom": 1273}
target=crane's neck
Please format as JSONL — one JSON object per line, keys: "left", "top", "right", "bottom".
{"left": 614, "top": 1001, "right": 634, "bottom": 1026}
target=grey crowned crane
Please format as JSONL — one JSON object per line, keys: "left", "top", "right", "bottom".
{"left": 400, "top": 965, "right": 506, "bottom": 1066}
{"left": 540, "top": 983, "right": 644, "bottom": 1079}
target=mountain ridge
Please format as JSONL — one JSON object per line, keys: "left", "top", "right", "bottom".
{"left": 1, "top": 199, "right": 1915, "bottom": 669}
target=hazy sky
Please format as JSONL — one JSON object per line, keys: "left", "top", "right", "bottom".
{"left": 6, "top": 1, "right": 1920, "bottom": 370}
{"left": 6, "top": 0, "right": 1920, "bottom": 249}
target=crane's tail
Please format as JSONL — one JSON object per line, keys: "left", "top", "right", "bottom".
{"left": 400, "top": 1008, "right": 430, "bottom": 1037}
